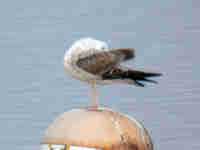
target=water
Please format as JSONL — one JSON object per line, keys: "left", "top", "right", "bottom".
{"left": 0, "top": 0, "right": 200, "bottom": 149}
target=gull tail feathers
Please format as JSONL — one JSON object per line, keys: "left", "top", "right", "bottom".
{"left": 126, "top": 69, "right": 162, "bottom": 87}
{"left": 102, "top": 68, "right": 162, "bottom": 87}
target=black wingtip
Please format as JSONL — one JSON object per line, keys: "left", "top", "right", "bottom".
{"left": 134, "top": 78, "right": 158, "bottom": 87}
{"left": 102, "top": 68, "right": 162, "bottom": 87}
{"left": 134, "top": 80, "right": 145, "bottom": 87}
{"left": 142, "top": 72, "right": 162, "bottom": 77}
{"left": 126, "top": 70, "right": 162, "bottom": 86}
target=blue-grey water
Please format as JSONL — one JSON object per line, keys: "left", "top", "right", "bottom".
{"left": 0, "top": 1, "right": 200, "bottom": 150}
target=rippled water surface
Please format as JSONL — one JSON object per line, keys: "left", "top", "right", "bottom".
{"left": 0, "top": 1, "right": 200, "bottom": 150}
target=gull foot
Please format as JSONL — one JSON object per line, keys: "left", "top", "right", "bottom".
{"left": 87, "top": 105, "right": 98, "bottom": 110}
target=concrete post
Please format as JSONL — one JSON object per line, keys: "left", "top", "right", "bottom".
{"left": 40, "top": 108, "right": 153, "bottom": 150}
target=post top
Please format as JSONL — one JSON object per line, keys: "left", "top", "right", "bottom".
{"left": 41, "top": 108, "right": 153, "bottom": 150}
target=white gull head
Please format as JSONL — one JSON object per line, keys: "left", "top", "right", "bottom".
{"left": 64, "top": 38, "right": 109, "bottom": 82}
{"left": 64, "top": 38, "right": 108, "bottom": 59}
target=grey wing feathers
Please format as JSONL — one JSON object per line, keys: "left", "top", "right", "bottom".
{"left": 109, "top": 48, "right": 135, "bottom": 61}
{"left": 76, "top": 48, "right": 135, "bottom": 75}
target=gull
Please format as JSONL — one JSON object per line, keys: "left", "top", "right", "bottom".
{"left": 64, "top": 38, "right": 161, "bottom": 109}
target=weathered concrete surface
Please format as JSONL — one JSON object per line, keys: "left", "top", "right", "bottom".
{"left": 41, "top": 108, "right": 153, "bottom": 150}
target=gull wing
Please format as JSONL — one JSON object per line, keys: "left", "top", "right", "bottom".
{"left": 76, "top": 48, "right": 135, "bottom": 75}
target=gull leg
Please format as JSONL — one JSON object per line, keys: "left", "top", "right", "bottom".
{"left": 88, "top": 83, "right": 99, "bottom": 110}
